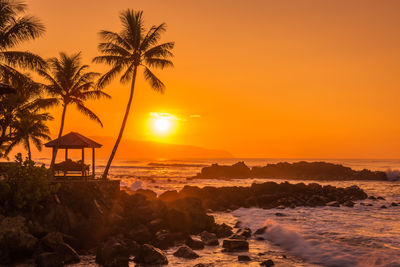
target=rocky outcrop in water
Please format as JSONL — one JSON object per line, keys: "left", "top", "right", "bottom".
{"left": 196, "top": 161, "right": 389, "bottom": 181}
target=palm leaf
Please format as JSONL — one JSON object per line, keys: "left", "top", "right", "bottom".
{"left": 143, "top": 67, "right": 165, "bottom": 93}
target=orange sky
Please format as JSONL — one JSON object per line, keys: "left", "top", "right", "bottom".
{"left": 20, "top": 0, "right": 400, "bottom": 159}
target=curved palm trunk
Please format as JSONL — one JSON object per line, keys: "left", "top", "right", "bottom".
{"left": 26, "top": 138, "right": 32, "bottom": 161}
{"left": 102, "top": 67, "right": 137, "bottom": 179}
{"left": 49, "top": 104, "right": 67, "bottom": 177}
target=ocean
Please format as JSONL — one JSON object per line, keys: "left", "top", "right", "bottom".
{"left": 36, "top": 157, "right": 400, "bottom": 267}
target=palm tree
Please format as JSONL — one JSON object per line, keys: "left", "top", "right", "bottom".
{"left": 4, "top": 110, "right": 52, "bottom": 160}
{"left": 0, "top": 0, "right": 46, "bottom": 79}
{"left": 93, "top": 10, "right": 174, "bottom": 179}
{"left": 38, "top": 52, "right": 110, "bottom": 175}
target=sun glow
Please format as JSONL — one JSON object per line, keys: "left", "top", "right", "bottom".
{"left": 148, "top": 112, "right": 177, "bottom": 137}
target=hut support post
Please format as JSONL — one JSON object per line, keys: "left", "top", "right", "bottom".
{"left": 81, "top": 148, "right": 85, "bottom": 178}
{"left": 92, "top": 148, "right": 95, "bottom": 179}
{"left": 64, "top": 149, "right": 68, "bottom": 176}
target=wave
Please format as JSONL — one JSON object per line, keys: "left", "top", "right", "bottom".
{"left": 385, "top": 169, "right": 400, "bottom": 181}
{"left": 261, "top": 219, "right": 400, "bottom": 267}
{"left": 147, "top": 162, "right": 207, "bottom": 168}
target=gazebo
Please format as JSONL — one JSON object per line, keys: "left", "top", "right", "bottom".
{"left": 45, "top": 132, "right": 102, "bottom": 179}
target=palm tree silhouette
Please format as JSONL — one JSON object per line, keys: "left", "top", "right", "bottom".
{"left": 93, "top": 10, "right": 174, "bottom": 179}
{"left": 5, "top": 110, "right": 52, "bottom": 160}
{"left": 0, "top": 0, "right": 46, "bottom": 79}
{"left": 39, "top": 52, "right": 110, "bottom": 175}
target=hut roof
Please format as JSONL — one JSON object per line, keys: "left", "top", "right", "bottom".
{"left": 45, "top": 132, "right": 102, "bottom": 149}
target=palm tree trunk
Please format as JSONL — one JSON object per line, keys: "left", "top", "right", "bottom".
{"left": 49, "top": 104, "right": 67, "bottom": 177}
{"left": 26, "top": 138, "right": 32, "bottom": 161}
{"left": 102, "top": 67, "right": 137, "bottom": 179}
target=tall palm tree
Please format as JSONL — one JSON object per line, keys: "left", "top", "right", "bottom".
{"left": 4, "top": 110, "right": 52, "bottom": 160}
{"left": 0, "top": 0, "right": 46, "bottom": 79}
{"left": 38, "top": 52, "right": 110, "bottom": 175}
{"left": 93, "top": 10, "right": 174, "bottom": 179}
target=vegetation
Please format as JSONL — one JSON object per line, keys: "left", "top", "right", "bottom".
{"left": 0, "top": 153, "right": 59, "bottom": 211}
{"left": 38, "top": 52, "right": 110, "bottom": 175}
{"left": 93, "top": 9, "right": 174, "bottom": 179}
{"left": 0, "top": 0, "right": 47, "bottom": 154}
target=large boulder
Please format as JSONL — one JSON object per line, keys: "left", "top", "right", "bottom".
{"left": 134, "top": 244, "right": 168, "bottom": 265}
{"left": 173, "top": 245, "right": 199, "bottom": 259}
{"left": 39, "top": 232, "right": 80, "bottom": 264}
{"left": 222, "top": 239, "right": 249, "bottom": 252}
{"left": 0, "top": 216, "right": 38, "bottom": 264}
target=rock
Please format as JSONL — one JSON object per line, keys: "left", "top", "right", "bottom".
{"left": 222, "top": 239, "right": 249, "bottom": 252}
{"left": 237, "top": 227, "right": 252, "bottom": 238}
{"left": 275, "top": 212, "right": 286, "bottom": 216}
{"left": 0, "top": 216, "right": 38, "bottom": 263}
{"left": 212, "top": 223, "right": 233, "bottom": 238}
{"left": 154, "top": 229, "right": 175, "bottom": 249}
{"left": 35, "top": 252, "right": 63, "bottom": 267}
{"left": 377, "top": 196, "right": 385, "bottom": 200}
{"left": 194, "top": 264, "right": 214, "bottom": 267}
{"left": 368, "top": 196, "right": 377, "bottom": 200}
{"left": 56, "top": 242, "right": 80, "bottom": 264}
{"left": 391, "top": 202, "right": 398, "bottom": 207}
{"left": 256, "top": 237, "right": 265, "bottom": 240}
{"left": 260, "top": 259, "right": 275, "bottom": 266}
{"left": 276, "top": 205, "right": 286, "bottom": 209}
{"left": 186, "top": 236, "right": 205, "bottom": 250}
{"left": 173, "top": 246, "right": 200, "bottom": 259}
{"left": 234, "top": 221, "right": 242, "bottom": 228}
{"left": 134, "top": 244, "right": 168, "bottom": 265}
{"left": 344, "top": 201, "right": 355, "bottom": 207}
{"left": 96, "top": 238, "right": 130, "bottom": 267}
{"left": 238, "top": 255, "right": 251, "bottom": 261}
{"left": 40, "top": 232, "right": 64, "bottom": 251}
{"left": 229, "top": 234, "right": 247, "bottom": 240}
{"left": 128, "top": 224, "right": 153, "bottom": 243}
{"left": 199, "top": 231, "right": 219, "bottom": 246}
{"left": 327, "top": 201, "right": 340, "bottom": 207}
{"left": 254, "top": 226, "right": 267, "bottom": 235}
{"left": 380, "top": 205, "right": 387, "bottom": 209}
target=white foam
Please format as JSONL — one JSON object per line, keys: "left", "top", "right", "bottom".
{"left": 386, "top": 169, "right": 400, "bottom": 181}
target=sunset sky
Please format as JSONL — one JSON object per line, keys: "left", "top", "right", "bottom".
{"left": 22, "top": 0, "right": 400, "bottom": 159}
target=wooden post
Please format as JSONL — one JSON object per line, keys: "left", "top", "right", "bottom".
{"left": 64, "top": 149, "right": 68, "bottom": 177}
{"left": 81, "top": 148, "right": 85, "bottom": 178}
{"left": 52, "top": 147, "right": 55, "bottom": 178}
{"left": 92, "top": 148, "right": 95, "bottom": 179}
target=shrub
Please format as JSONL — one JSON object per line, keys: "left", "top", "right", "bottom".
{"left": 5, "top": 153, "right": 59, "bottom": 211}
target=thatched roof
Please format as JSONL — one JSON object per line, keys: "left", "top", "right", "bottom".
{"left": 0, "top": 83, "right": 16, "bottom": 95}
{"left": 45, "top": 132, "right": 102, "bottom": 148}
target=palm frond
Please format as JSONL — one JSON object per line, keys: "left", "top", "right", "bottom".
{"left": 0, "top": 50, "right": 46, "bottom": 70}
{"left": 140, "top": 23, "right": 167, "bottom": 51}
{"left": 143, "top": 67, "right": 165, "bottom": 93}
{"left": 96, "top": 64, "right": 123, "bottom": 89}
{"left": 144, "top": 42, "right": 174, "bottom": 59}
{"left": 144, "top": 58, "right": 174, "bottom": 69}
{"left": 98, "top": 30, "right": 131, "bottom": 51}
{"left": 72, "top": 100, "right": 103, "bottom": 127}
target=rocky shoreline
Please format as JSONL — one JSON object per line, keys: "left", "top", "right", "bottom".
{"left": 195, "top": 161, "right": 390, "bottom": 180}
{"left": 0, "top": 180, "right": 378, "bottom": 266}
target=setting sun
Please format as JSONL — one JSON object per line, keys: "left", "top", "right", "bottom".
{"left": 153, "top": 117, "right": 171, "bottom": 134}
{"left": 148, "top": 112, "right": 177, "bottom": 137}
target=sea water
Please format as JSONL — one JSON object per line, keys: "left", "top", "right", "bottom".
{"left": 59, "top": 158, "right": 400, "bottom": 267}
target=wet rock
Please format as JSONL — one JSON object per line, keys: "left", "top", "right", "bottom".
{"left": 199, "top": 231, "right": 219, "bottom": 246}
{"left": 96, "top": 238, "right": 130, "bottom": 267}
{"left": 154, "top": 229, "right": 175, "bottom": 249}
{"left": 254, "top": 226, "right": 267, "bottom": 235}
{"left": 222, "top": 239, "right": 249, "bottom": 252}
{"left": 212, "top": 223, "right": 233, "bottom": 238}
{"left": 327, "top": 201, "right": 340, "bottom": 207}
{"left": 377, "top": 196, "right": 385, "bottom": 200}
{"left": 391, "top": 202, "right": 398, "bottom": 207}
{"left": 275, "top": 212, "right": 286, "bottom": 216}
{"left": 173, "top": 246, "right": 200, "bottom": 259}
{"left": 260, "top": 259, "right": 275, "bottom": 266}
{"left": 368, "top": 196, "right": 377, "bottom": 200}
{"left": 234, "top": 221, "right": 242, "bottom": 228}
{"left": 194, "top": 264, "right": 214, "bottom": 267}
{"left": 238, "top": 255, "right": 251, "bottom": 261}
{"left": 380, "top": 205, "right": 387, "bottom": 209}
{"left": 229, "top": 234, "right": 247, "bottom": 240}
{"left": 276, "top": 205, "right": 286, "bottom": 209}
{"left": 56, "top": 242, "right": 80, "bottom": 264}
{"left": 134, "top": 244, "right": 168, "bottom": 265}
{"left": 186, "top": 236, "right": 205, "bottom": 250}
{"left": 128, "top": 224, "right": 153, "bottom": 243}
{"left": 256, "top": 237, "right": 265, "bottom": 241}
{"left": 236, "top": 227, "right": 252, "bottom": 238}
{"left": 344, "top": 200, "right": 355, "bottom": 207}
{"left": 35, "top": 252, "right": 63, "bottom": 267}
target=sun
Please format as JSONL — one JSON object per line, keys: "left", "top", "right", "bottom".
{"left": 148, "top": 112, "right": 177, "bottom": 137}
{"left": 153, "top": 117, "right": 172, "bottom": 134}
